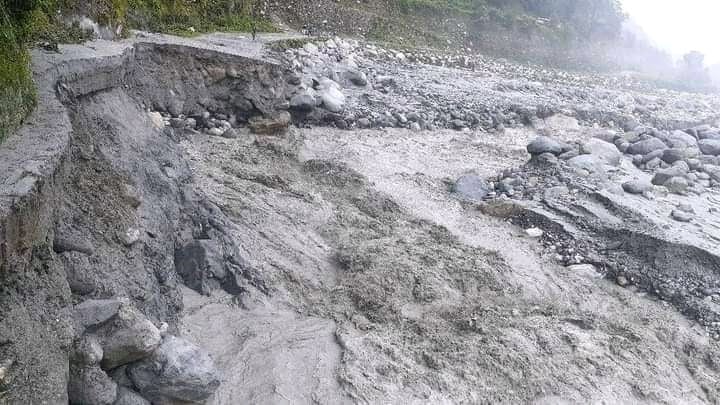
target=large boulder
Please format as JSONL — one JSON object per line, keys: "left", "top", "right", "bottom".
{"left": 128, "top": 336, "right": 220, "bottom": 404}
{"left": 581, "top": 138, "right": 621, "bottom": 166}
{"left": 95, "top": 304, "right": 161, "bottom": 369}
{"left": 699, "top": 139, "right": 720, "bottom": 156}
{"left": 626, "top": 137, "right": 667, "bottom": 155}
{"left": 318, "top": 78, "right": 346, "bottom": 113}
{"left": 452, "top": 174, "right": 492, "bottom": 202}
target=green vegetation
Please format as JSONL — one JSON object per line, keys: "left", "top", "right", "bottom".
{"left": 398, "top": 0, "right": 625, "bottom": 41}
{"left": 0, "top": 0, "right": 275, "bottom": 142}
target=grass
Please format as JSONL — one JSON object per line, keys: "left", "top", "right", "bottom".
{"left": 398, "top": 0, "right": 478, "bottom": 15}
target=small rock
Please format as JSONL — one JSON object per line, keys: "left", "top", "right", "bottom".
{"left": 652, "top": 166, "right": 687, "bottom": 185}
{"left": 699, "top": 139, "right": 720, "bottom": 156}
{"left": 207, "top": 127, "right": 224, "bottom": 137}
{"left": 671, "top": 209, "right": 693, "bottom": 222}
{"left": 0, "top": 359, "right": 13, "bottom": 383}
{"left": 661, "top": 148, "right": 686, "bottom": 164}
{"left": 527, "top": 136, "right": 567, "bottom": 156}
{"left": 664, "top": 176, "right": 688, "bottom": 194}
{"left": 169, "top": 118, "right": 185, "bottom": 128}
{"left": 525, "top": 228, "right": 544, "bottom": 238}
{"left": 345, "top": 69, "right": 368, "bottom": 86}
{"left": 677, "top": 203, "right": 695, "bottom": 214}
{"left": 535, "top": 152, "right": 559, "bottom": 165}
{"left": 120, "top": 227, "right": 141, "bottom": 247}
{"left": 558, "top": 150, "right": 579, "bottom": 160}
{"left": 616, "top": 275, "right": 629, "bottom": 287}
{"left": 568, "top": 155, "right": 604, "bottom": 174}
{"left": 622, "top": 179, "right": 652, "bottom": 195}
{"left": 627, "top": 137, "right": 667, "bottom": 155}
{"left": 357, "top": 118, "right": 371, "bottom": 128}
{"left": 148, "top": 112, "right": 164, "bottom": 129}
{"left": 74, "top": 299, "right": 122, "bottom": 329}
{"left": 289, "top": 90, "right": 316, "bottom": 112}
{"left": 581, "top": 138, "right": 621, "bottom": 166}
{"left": 641, "top": 149, "right": 664, "bottom": 163}
{"left": 453, "top": 174, "right": 491, "bottom": 202}
{"left": 667, "top": 130, "right": 698, "bottom": 148}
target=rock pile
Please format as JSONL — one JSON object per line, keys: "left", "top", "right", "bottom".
{"left": 69, "top": 299, "right": 220, "bottom": 405}
{"left": 275, "top": 35, "right": 720, "bottom": 134}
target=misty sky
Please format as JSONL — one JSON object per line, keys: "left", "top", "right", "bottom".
{"left": 622, "top": 0, "right": 720, "bottom": 65}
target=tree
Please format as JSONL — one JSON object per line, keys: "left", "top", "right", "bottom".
{"left": 678, "top": 51, "right": 713, "bottom": 91}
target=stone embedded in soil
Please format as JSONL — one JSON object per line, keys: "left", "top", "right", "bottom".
{"left": 248, "top": 111, "right": 292, "bottom": 135}
{"left": 74, "top": 299, "right": 122, "bottom": 329}
{"left": 73, "top": 335, "right": 104, "bottom": 366}
{"left": 68, "top": 365, "right": 118, "bottom": 405}
{"left": 120, "top": 227, "right": 141, "bottom": 247}
{"left": 452, "top": 174, "right": 492, "bottom": 202}
{"left": 627, "top": 138, "right": 667, "bottom": 156}
{"left": 128, "top": 336, "right": 220, "bottom": 404}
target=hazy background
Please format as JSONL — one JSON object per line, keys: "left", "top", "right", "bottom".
{"left": 622, "top": 0, "right": 720, "bottom": 64}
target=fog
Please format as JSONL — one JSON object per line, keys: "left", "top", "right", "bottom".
{"left": 622, "top": 0, "right": 720, "bottom": 64}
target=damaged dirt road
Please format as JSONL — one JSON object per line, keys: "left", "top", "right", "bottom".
{"left": 1, "top": 31, "right": 719, "bottom": 404}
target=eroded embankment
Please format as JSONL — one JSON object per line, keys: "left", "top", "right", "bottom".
{"left": 2, "top": 34, "right": 720, "bottom": 405}
{"left": 0, "top": 38, "right": 293, "bottom": 403}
